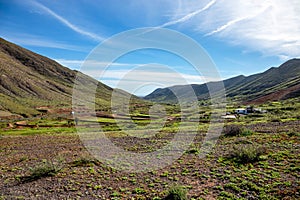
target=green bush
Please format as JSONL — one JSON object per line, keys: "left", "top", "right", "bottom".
{"left": 0, "top": 122, "right": 7, "bottom": 129}
{"left": 132, "top": 187, "right": 146, "bottom": 194}
{"left": 185, "top": 148, "right": 199, "bottom": 154}
{"left": 280, "top": 106, "right": 295, "bottom": 111}
{"left": 223, "top": 125, "right": 254, "bottom": 137}
{"left": 241, "top": 129, "right": 254, "bottom": 136}
{"left": 223, "top": 125, "right": 243, "bottom": 137}
{"left": 21, "top": 160, "right": 62, "bottom": 182}
{"left": 229, "top": 144, "right": 266, "bottom": 164}
{"left": 164, "top": 185, "right": 187, "bottom": 200}
{"left": 70, "top": 157, "right": 98, "bottom": 167}
{"left": 287, "top": 131, "right": 299, "bottom": 137}
{"left": 270, "top": 118, "right": 281, "bottom": 122}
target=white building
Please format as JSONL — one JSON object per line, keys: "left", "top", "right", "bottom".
{"left": 235, "top": 108, "right": 247, "bottom": 114}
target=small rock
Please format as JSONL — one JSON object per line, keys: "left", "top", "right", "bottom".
{"left": 15, "top": 121, "right": 27, "bottom": 126}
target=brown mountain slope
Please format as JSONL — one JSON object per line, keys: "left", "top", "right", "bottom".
{"left": 145, "top": 59, "right": 300, "bottom": 104}
{"left": 0, "top": 38, "right": 140, "bottom": 117}
{"left": 244, "top": 83, "right": 300, "bottom": 104}
{"left": 0, "top": 38, "right": 75, "bottom": 100}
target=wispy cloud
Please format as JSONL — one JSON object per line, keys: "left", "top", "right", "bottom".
{"left": 101, "top": 69, "right": 209, "bottom": 83}
{"left": 55, "top": 59, "right": 146, "bottom": 71}
{"left": 159, "top": 0, "right": 216, "bottom": 28}
{"left": 168, "top": 0, "right": 300, "bottom": 59}
{"left": 54, "top": 59, "right": 84, "bottom": 70}
{"left": 55, "top": 59, "right": 84, "bottom": 65}
{"left": 101, "top": 68, "right": 219, "bottom": 96}
{"left": 1, "top": 34, "right": 89, "bottom": 52}
{"left": 55, "top": 59, "right": 219, "bottom": 95}
{"left": 205, "top": 5, "right": 270, "bottom": 36}
{"left": 30, "top": 0, "right": 104, "bottom": 42}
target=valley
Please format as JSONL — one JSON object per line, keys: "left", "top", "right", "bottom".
{"left": 0, "top": 38, "right": 299, "bottom": 199}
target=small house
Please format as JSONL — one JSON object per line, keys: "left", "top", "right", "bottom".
{"left": 246, "top": 106, "right": 254, "bottom": 113}
{"left": 235, "top": 108, "right": 247, "bottom": 115}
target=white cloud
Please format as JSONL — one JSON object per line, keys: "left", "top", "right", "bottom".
{"left": 100, "top": 69, "right": 212, "bottom": 96}
{"left": 165, "top": 0, "right": 300, "bottom": 59}
{"left": 205, "top": 4, "right": 270, "bottom": 37}
{"left": 55, "top": 59, "right": 146, "bottom": 71}
{"left": 54, "top": 59, "right": 84, "bottom": 70}
{"left": 30, "top": 0, "right": 104, "bottom": 42}
{"left": 102, "top": 67, "right": 217, "bottom": 89}
{"left": 159, "top": 0, "right": 216, "bottom": 28}
{"left": 55, "top": 59, "right": 220, "bottom": 95}
{"left": 1, "top": 34, "right": 88, "bottom": 52}
{"left": 102, "top": 69, "right": 207, "bottom": 83}
{"left": 103, "top": 67, "right": 223, "bottom": 96}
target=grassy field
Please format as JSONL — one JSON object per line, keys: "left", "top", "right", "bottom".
{"left": 0, "top": 98, "right": 299, "bottom": 199}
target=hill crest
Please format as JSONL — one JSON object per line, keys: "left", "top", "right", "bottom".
{"left": 144, "top": 59, "right": 300, "bottom": 104}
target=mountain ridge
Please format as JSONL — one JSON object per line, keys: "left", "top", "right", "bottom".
{"left": 144, "top": 58, "right": 300, "bottom": 103}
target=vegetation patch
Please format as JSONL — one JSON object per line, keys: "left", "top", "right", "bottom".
{"left": 164, "top": 185, "right": 187, "bottom": 200}
{"left": 228, "top": 144, "right": 267, "bottom": 164}
{"left": 0, "top": 97, "right": 299, "bottom": 199}
{"left": 70, "top": 157, "right": 99, "bottom": 167}
{"left": 20, "top": 160, "right": 63, "bottom": 183}
{"left": 223, "top": 125, "right": 243, "bottom": 137}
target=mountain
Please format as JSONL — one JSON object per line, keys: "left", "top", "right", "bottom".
{"left": 144, "top": 59, "right": 300, "bottom": 104}
{"left": 0, "top": 38, "right": 141, "bottom": 117}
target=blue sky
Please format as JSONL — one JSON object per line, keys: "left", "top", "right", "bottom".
{"left": 1, "top": 0, "right": 300, "bottom": 96}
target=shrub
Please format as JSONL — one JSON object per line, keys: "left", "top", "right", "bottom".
{"left": 223, "top": 125, "right": 243, "bottom": 137}
{"left": 269, "top": 118, "right": 281, "bottom": 122}
{"left": 164, "top": 185, "right": 187, "bottom": 200}
{"left": 280, "top": 106, "right": 295, "bottom": 111}
{"left": 111, "top": 191, "right": 121, "bottom": 197}
{"left": 241, "top": 129, "right": 254, "bottom": 136}
{"left": 271, "top": 118, "right": 281, "bottom": 122}
{"left": 185, "top": 148, "right": 199, "bottom": 154}
{"left": 287, "top": 131, "right": 299, "bottom": 137}
{"left": 0, "top": 122, "right": 7, "bottom": 129}
{"left": 223, "top": 125, "right": 254, "bottom": 137}
{"left": 229, "top": 144, "right": 266, "bottom": 164}
{"left": 70, "top": 157, "right": 98, "bottom": 167}
{"left": 132, "top": 187, "right": 146, "bottom": 194}
{"left": 21, "top": 160, "right": 62, "bottom": 182}
{"left": 234, "top": 139, "right": 252, "bottom": 145}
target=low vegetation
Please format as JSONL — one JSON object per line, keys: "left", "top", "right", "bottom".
{"left": 164, "top": 185, "right": 188, "bottom": 200}
{"left": 223, "top": 124, "right": 243, "bottom": 136}
{"left": 228, "top": 144, "right": 266, "bottom": 164}
{"left": 70, "top": 157, "right": 99, "bottom": 167}
{"left": 0, "top": 97, "right": 299, "bottom": 199}
{"left": 20, "top": 159, "right": 63, "bottom": 183}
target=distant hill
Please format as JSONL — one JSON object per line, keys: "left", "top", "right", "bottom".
{"left": 0, "top": 38, "right": 141, "bottom": 117}
{"left": 144, "top": 59, "right": 300, "bottom": 104}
